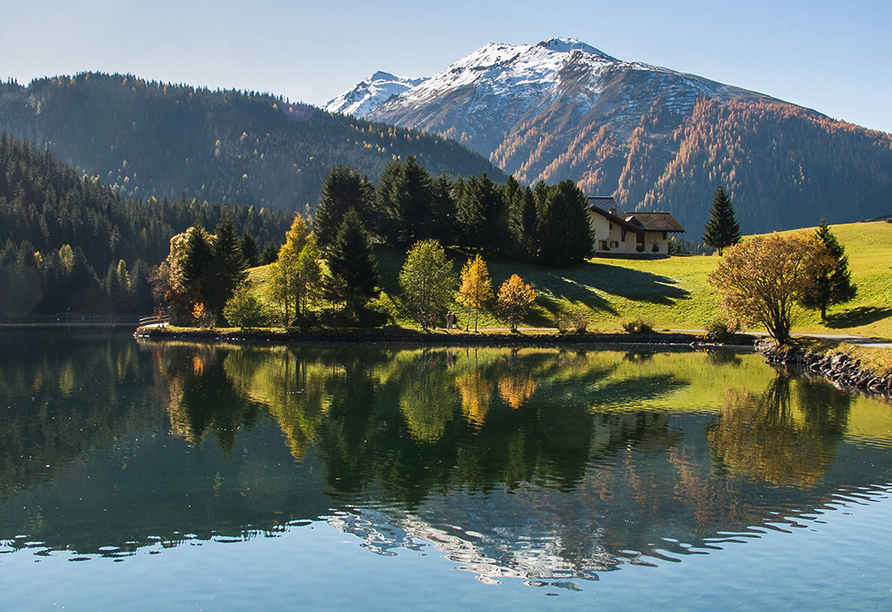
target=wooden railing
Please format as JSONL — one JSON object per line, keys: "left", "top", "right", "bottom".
{"left": 138, "top": 314, "right": 170, "bottom": 327}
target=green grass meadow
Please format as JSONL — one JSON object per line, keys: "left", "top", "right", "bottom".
{"left": 246, "top": 220, "right": 892, "bottom": 339}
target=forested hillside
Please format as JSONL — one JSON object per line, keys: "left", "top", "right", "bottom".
{"left": 0, "top": 73, "right": 503, "bottom": 213}
{"left": 0, "top": 133, "right": 292, "bottom": 314}
{"left": 420, "top": 96, "right": 892, "bottom": 234}
{"left": 591, "top": 100, "right": 892, "bottom": 233}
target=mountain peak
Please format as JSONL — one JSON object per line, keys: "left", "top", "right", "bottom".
{"left": 325, "top": 71, "right": 428, "bottom": 117}
{"left": 369, "top": 71, "right": 397, "bottom": 82}
{"left": 537, "top": 37, "right": 615, "bottom": 60}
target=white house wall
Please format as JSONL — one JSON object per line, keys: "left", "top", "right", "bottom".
{"left": 588, "top": 212, "right": 670, "bottom": 256}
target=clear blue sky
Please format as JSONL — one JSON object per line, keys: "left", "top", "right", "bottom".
{"left": 3, "top": 0, "right": 891, "bottom": 133}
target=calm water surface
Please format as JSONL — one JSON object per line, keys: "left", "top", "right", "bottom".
{"left": 1, "top": 329, "right": 891, "bottom": 610}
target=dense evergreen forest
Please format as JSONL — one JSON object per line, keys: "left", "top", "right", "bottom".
{"left": 0, "top": 73, "right": 503, "bottom": 213}
{"left": 0, "top": 133, "right": 292, "bottom": 315}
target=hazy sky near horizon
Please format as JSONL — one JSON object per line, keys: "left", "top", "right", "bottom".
{"left": 3, "top": 0, "right": 891, "bottom": 133}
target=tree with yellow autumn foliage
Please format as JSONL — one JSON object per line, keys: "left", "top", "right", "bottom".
{"left": 457, "top": 254, "right": 494, "bottom": 331}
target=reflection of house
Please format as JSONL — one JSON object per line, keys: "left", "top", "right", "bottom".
{"left": 587, "top": 196, "right": 685, "bottom": 256}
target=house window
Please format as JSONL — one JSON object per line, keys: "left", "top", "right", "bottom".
{"left": 598, "top": 240, "right": 609, "bottom": 251}
{"left": 609, "top": 241, "right": 619, "bottom": 248}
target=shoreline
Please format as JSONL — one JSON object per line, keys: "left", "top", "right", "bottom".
{"left": 132, "top": 325, "right": 757, "bottom": 349}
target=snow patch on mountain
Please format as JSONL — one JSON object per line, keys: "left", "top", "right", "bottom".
{"left": 388, "top": 38, "right": 616, "bottom": 110}
{"left": 324, "top": 71, "right": 428, "bottom": 117}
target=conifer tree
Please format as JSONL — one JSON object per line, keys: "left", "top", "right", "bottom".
{"left": 504, "top": 179, "right": 538, "bottom": 261}
{"left": 456, "top": 173, "right": 502, "bottom": 252}
{"left": 240, "top": 230, "right": 260, "bottom": 268}
{"left": 209, "top": 211, "right": 247, "bottom": 314}
{"left": 429, "top": 172, "right": 457, "bottom": 245}
{"left": 800, "top": 219, "right": 857, "bottom": 320}
{"left": 326, "top": 209, "right": 380, "bottom": 315}
{"left": 376, "top": 155, "right": 434, "bottom": 246}
{"left": 536, "top": 180, "right": 593, "bottom": 265}
{"left": 702, "top": 185, "right": 742, "bottom": 256}
{"left": 315, "top": 166, "right": 376, "bottom": 250}
{"left": 181, "top": 225, "right": 214, "bottom": 311}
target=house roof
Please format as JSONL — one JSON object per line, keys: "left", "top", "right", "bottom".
{"left": 586, "top": 197, "right": 685, "bottom": 233}
{"left": 586, "top": 198, "right": 636, "bottom": 230}
{"left": 625, "top": 212, "right": 686, "bottom": 233}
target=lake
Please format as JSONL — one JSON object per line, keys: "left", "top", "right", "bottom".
{"left": 1, "top": 328, "right": 891, "bottom": 610}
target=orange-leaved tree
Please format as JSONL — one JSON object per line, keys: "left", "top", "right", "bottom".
{"left": 707, "top": 232, "right": 831, "bottom": 343}
{"left": 495, "top": 274, "right": 536, "bottom": 332}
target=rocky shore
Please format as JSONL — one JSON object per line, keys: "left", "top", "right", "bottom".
{"left": 758, "top": 339, "right": 892, "bottom": 398}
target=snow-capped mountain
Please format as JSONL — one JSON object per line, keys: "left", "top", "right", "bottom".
{"left": 324, "top": 71, "right": 428, "bottom": 117}
{"left": 360, "top": 37, "right": 776, "bottom": 161}
{"left": 326, "top": 38, "right": 892, "bottom": 235}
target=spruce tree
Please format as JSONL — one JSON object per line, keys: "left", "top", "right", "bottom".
{"left": 702, "top": 185, "right": 741, "bottom": 256}
{"left": 536, "top": 180, "right": 594, "bottom": 266}
{"left": 209, "top": 211, "right": 247, "bottom": 314}
{"left": 240, "top": 230, "right": 260, "bottom": 268}
{"left": 801, "top": 219, "right": 857, "bottom": 320}
{"left": 376, "top": 155, "right": 433, "bottom": 246}
{"left": 315, "top": 166, "right": 375, "bottom": 250}
{"left": 326, "top": 209, "right": 380, "bottom": 315}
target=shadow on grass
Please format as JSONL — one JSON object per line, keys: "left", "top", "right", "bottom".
{"left": 525, "top": 261, "right": 691, "bottom": 323}
{"left": 823, "top": 306, "right": 892, "bottom": 329}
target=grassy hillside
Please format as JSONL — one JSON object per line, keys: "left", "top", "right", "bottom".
{"left": 244, "top": 220, "right": 892, "bottom": 339}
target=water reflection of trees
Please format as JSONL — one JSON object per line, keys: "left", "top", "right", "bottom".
{"left": 151, "top": 342, "right": 261, "bottom": 457}
{"left": 707, "top": 373, "right": 850, "bottom": 487}
{"left": 0, "top": 331, "right": 161, "bottom": 497}
{"left": 185, "top": 345, "right": 695, "bottom": 504}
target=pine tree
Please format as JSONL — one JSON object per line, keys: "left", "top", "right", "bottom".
{"left": 455, "top": 173, "right": 502, "bottom": 252}
{"left": 536, "top": 180, "right": 593, "bottom": 265}
{"left": 504, "top": 179, "right": 538, "bottom": 261}
{"left": 315, "top": 166, "right": 375, "bottom": 250}
{"left": 702, "top": 185, "right": 741, "bottom": 256}
{"left": 801, "top": 219, "right": 857, "bottom": 320}
{"left": 429, "top": 172, "right": 457, "bottom": 245}
{"left": 209, "top": 211, "right": 247, "bottom": 314}
{"left": 240, "top": 230, "right": 260, "bottom": 268}
{"left": 326, "top": 209, "right": 380, "bottom": 315}
{"left": 181, "top": 225, "right": 214, "bottom": 311}
{"left": 376, "top": 155, "right": 434, "bottom": 246}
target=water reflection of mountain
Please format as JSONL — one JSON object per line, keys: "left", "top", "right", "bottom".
{"left": 3, "top": 334, "right": 892, "bottom": 585}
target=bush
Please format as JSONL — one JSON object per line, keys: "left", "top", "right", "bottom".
{"left": 622, "top": 318, "right": 653, "bottom": 334}
{"left": 705, "top": 317, "right": 740, "bottom": 342}
{"left": 192, "top": 303, "right": 217, "bottom": 329}
{"left": 223, "top": 283, "right": 267, "bottom": 328}
{"left": 555, "top": 311, "right": 590, "bottom": 334}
